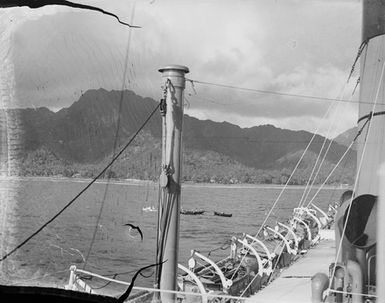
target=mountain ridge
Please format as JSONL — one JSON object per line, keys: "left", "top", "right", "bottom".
{"left": 15, "top": 88, "right": 356, "bottom": 184}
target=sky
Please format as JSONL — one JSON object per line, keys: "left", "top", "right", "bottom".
{"left": 1, "top": 0, "right": 363, "bottom": 137}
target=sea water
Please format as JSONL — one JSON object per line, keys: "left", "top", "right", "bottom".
{"left": 0, "top": 177, "right": 345, "bottom": 294}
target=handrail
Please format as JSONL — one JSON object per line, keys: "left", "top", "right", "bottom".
{"left": 237, "top": 238, "right": 264, "bottom": 276}
{"left": 66, "top": 266, "right": 246, "bottom": 301}
{"left": 293, "top": 217, "right": 312, "bottom": 241}
{"left": 178, "top": 263, "right": 207, "bottom": 303}
{"left": 277, "top": 222, "right": 299, "bottom": 250}
{"left": 244, "top": 233, "right": 273, "bottom": 261}
{"left": 266, "top": 226, "right": 296, "bottom": 255}
{"left": 192, "top": 250, "right": 233, "bottom": 292}
{"left": 367, "top": 254, "right": 376, "bottom": 287}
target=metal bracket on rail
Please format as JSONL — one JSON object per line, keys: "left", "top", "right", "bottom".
{"left": 265, "top": 226, "right": 297, "bottom": 255}
{"left": 178, "top": 263, "right": 207, "bottom": 303}
{"left": 191, "top": 250, "right": 233, "bottom": 292}
{"left": 293, "top": 217, "right": 312, "bottom": 242}
{"left": 296, "top": 207, "right": 321, "bottom": 233}
{"left": 244, "top": 233, "right": 273, "bottom": 260}
{"left": 303, "top": 207, "right": 321, "bottom": 233}
{"left": 236, "top": 237, "right": 264, "bottom": 277}
{"left": 243, "top": 234, "right": 273, "bottom": 275}
{"left": 310, "top": 203, "right": 329, "bottom": 228}
{"left": 277, "top": 222, "right": 299, "bottom": 251}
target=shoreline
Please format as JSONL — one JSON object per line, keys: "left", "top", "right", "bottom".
{"left": 0, "top": 175, "right": 351, "bottom": 190}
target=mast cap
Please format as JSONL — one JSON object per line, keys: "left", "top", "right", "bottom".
{"left": 159, "top": 65, "right": 189, "bottom": 74}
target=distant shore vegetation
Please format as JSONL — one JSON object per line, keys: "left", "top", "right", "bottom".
{"left": 17, "top": 147, "right": 354, "bottom": 186}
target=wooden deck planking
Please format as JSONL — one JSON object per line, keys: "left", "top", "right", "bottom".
{"left": 246, "top": 230, "right": 335, "bottom": 303}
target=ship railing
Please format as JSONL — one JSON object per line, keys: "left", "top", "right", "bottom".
{"left": 243, "top": 234, "right": 273, "bottom": 260}
{"left": 236, "top": 238, "right": 264, "bottom": 276}
{"left": 276, "top": 222, "right": 299, "bottom": 251}
{"left": 189, "top": 250, "right": 233, "bottom": 292}
{"left": 243, "top": 233, "right": 274, "bottom": 274}
{"left": 66, "top": 265, "right": 248, "bottom": 302}
{"left": 265, "top": 226, "right": 296, "bottom": 255}
{"left": 292, "top": 217, "right": 312, "bottom": 242}
{"left": 309, "top": 202, "right": 331, "bottom": 228}
{"left": 293, "top": 207, "right": 322, "bottom": 243}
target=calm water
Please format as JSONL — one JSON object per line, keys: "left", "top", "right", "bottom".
{"left": 0, "top": 178, "right": 344, "bottom": 294}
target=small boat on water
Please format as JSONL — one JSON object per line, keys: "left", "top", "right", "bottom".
{"left": 142, "top": 206, "right": 157, "bottom": 212}
{"left": 214, "top": 211, "right": 232, "bottom": 217}
{"left": 180, "top": 209, "right": 205, "bottom": 215}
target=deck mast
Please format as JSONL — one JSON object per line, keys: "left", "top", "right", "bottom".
{"left": 156, "top": 65, "right": 189, "bottom": 302}
{"left": 355, "top": 0, "right": 385, "bottom": 300}
{"left": 356, "top": 0, "right": 385, "bottom": 196}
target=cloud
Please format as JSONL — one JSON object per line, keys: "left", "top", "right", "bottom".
{"left": 5, "top": 0, "right": 362, "bottom": 135}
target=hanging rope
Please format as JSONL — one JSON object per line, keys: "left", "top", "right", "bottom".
{"left": 0, "top": 102, "right": 160, "bottom": 263}
{"left": 298, "top": 101, "right": 344, "bottom": 208}
{"left": 357, "top": 110, "right": 385, "bottom": 123}
{"left": 228, "top": 101, "right": 338, "bottom": 281}
{"left": 299, "top": 84, "right": 355, "bottom": 208}
{"left": 235, "top": 41, "right": 370, "bottom": 300}
{"left": 347, "top": 41, "right": 368, "bottom": 83}
{"left": 352, "top": 77, "right": 360, "bottom": 96}
{"left": 154, "top": 80, "right": 174, "bottom": 288}
{"left": 83, "top": 1, "right": 137, "bottom": 270}
{"left": 186, "top": 78, "right": 376, "bottom": 105}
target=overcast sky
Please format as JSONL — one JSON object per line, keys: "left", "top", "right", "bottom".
{"left": 1, "top": 0, "right": 363, "bottom": 137}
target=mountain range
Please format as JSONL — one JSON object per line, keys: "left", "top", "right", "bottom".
{"left": 15, "top": 89, "right": 356, "bottom": 184}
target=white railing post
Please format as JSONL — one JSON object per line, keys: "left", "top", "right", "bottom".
{"left": 66, "top": 265, "right": 77, "bottom": 290}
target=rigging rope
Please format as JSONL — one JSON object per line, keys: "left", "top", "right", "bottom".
{"left": 228, "top": 101, "right": 338, "bottom": 281}
{"left": 357, "top": 110, "right": 385, "bottom": 123}
{"left": 347, "top": 41, "right": 368, "bottom": 83}
{"left": 235, "top": 41, "right": 367, "bottom": 299}
{"left": 298, "top": 84, "right": 356, "bottom": 207}
{"left": 186, "top": 78, "right": 378, "bottom": 106}
{"left": 299, "top": 51, "right": 362, "bottom": 208}
{"left": 83, "top": 1, "right": 137, "bottom": 270}
{"left": 297, "top": 101, "right": 342, "bottom": 208}
{"left": 155, "top": 81, "right": 171, "bottom": 288}
{"left": 305, "top": 140, "right": 356, "bottom": 208}
{"left": 0, "top": 103, "right": 160, "bottom": 263}
{"left": 300, "top": 105, "right": 353, "bottom": 208}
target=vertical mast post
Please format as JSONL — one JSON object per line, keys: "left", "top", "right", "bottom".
{"left": 378, "top": 163, "right": 385, "bottom": 303}
{"left": 357, "top": 1, "right": 385, "bottom": 299}
{"left": 158, "top": 65, "right": 189, "bottom": 301}
{"left": 356, "top": 0, "right": 385, "bottom": 196}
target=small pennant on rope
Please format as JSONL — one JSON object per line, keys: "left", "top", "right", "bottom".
{"left": 0, "top": 1, "right": 140, "bottom": 28}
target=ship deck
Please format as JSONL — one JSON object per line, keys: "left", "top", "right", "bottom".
{"left": 246, "top": 229, "right": 335, "bottom": 303}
